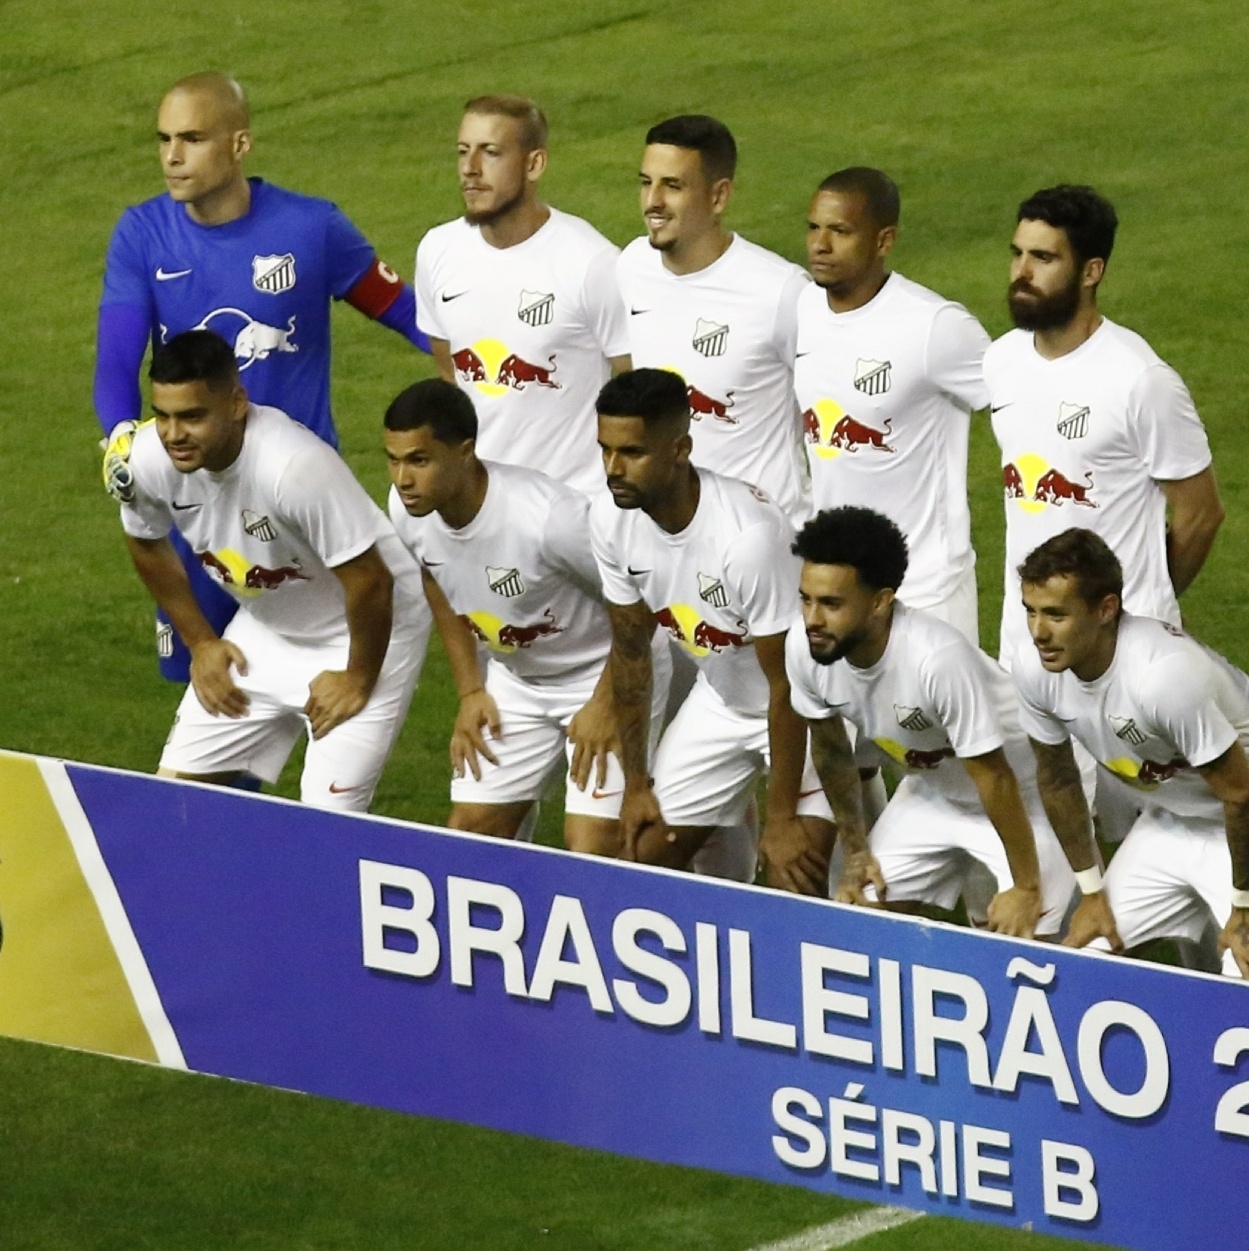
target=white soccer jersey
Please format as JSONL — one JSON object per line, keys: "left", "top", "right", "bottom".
{"left": 793, "top": 273, "right": 990, "bottom": 608}
{"left": 617, "top": 235, "right": 811, "bottom": 522}
{"left": 590, "top": 469, "right": 799, "bottom": 716}
{"left": 388, "top": 461, "right": 610, "bottom": 684}
{"left": 786, "top": 603, "right": 1039, "bottom": 807}
{"left": 987, "top": 318, "right": 1212, "bottom": 662}
{"left": 1012, "top": 614, "right": 1249, "bottom": 822}
{"left": 416, "top": 209, "right": 629, "bottom": 496}
{"left": 122, "top": 404, "right": 424, "bottom": 645}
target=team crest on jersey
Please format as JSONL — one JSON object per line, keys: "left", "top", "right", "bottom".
{"left": 692, "top": 318, "right": 728, "bottom": 358}
{"left": 517, "top": 290, "right": 555, "bottom": 327}
{"left": 487, "top": 566, "right": 525, "bottom": 597}
{"left": 854, "top": 358, "right": 892, "bottom": 396}
{"left": 242, "top": 510, "right": 277, "bottom": 542}
{"left": 697, "top": 573, "right": 729, "bottom": 609}
{"left": 1057, "top": 402, "right": 1090, "bottom": 440}
{"left": 894, "top": 704, "right": 933, "bottom": 732}
{"left": 156, "top": 620, "right": 174, "bottom": 659}
{"left": 1110, "top": 715, "right": 1148, "bottom": 746}
{"left": 252, "top": 253, "right": 297, "bottom": 295}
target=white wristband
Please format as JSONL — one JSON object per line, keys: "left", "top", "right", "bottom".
{"left": 1075, "top": 865, "right": 1103, "bottom": 895}
{"left": 1231, "top": 888, "right": 1249, "bottom": 910}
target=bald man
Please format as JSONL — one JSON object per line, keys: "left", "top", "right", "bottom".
{"left": 96, "top": 72, "right": 431, "bottom": 682}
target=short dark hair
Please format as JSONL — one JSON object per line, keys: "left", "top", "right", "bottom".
{"left": 383, "top": 378, "right": 478, "bottom": 443}
{"left": 464, "top": 94, "right": 548, "bottom": 150}
{"left": 149, "top": 329, "right": 239, "bottom": 391}
{"left": 1017, "top": 184, "right": 1118, "bottom": 267}
{"left": 817, "top": 167, "right": 900, "bottom": 229}
{"left": 645, "top": 115, "right": 737, "bottom": 182}
{"left": 596, "top": 368, "right": 690, "bottom": 431}
{"left": 792, "top": 507, "right": 908, "bottom": 592}
{"left": 1017, "top": 528, "right": 1123, "bottom": 608}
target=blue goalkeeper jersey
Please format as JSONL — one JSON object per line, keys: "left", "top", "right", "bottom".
{"left": 99, "top": 178, "right": 376, "bottom": 446}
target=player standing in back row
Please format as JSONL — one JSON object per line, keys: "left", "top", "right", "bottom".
{"left": 794, "top": 168, "right": 991, "bottom": 643}
{"left": 416, "top": 95, "right": 631, "bottom": 496}
{"left": 986, "top": 183, "right": 1223, "bottom": 666}
{"left": 616, "top": 115, "right": 810, "bottom": 524}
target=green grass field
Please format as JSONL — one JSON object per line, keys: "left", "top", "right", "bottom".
{"left": 1, "top": 0, "right": 1245, "bottom": 1245}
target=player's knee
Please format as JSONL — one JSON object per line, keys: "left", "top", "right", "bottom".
{"left": 564, "top": 816, "right": 621, "bottom": 857}
{"left": 448, "top": 803, "right": 529, "bottom": 839}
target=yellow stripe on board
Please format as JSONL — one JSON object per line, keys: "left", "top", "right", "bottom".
{"left": 0, "top": 752, "right": 158, "bottom": 1061}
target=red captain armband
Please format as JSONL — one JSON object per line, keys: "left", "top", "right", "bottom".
{"left": 344, "top": 257, "right": 404, "bottom": 318}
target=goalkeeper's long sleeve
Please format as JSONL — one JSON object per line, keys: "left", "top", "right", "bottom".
{"left": 93, "top": 303, "right": 150, "bottom": 435}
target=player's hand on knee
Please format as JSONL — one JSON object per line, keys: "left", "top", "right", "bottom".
{"left": 189, "top": 639, "right": 250, "bottom": 718}
{"left": 305, "top": 670, "right": 371, "bottom": 739}
{"left": 834, "top": 848, "right": 888, "bottom": 907}
{"left": 1217, "top": 906, "right": 1249, "bottom": 978}
{"left": 760, "top": 815, "right": 828, "bottom": 896}
{"left": 102, "top": 419, "right": 151, "bottom": 504}
{"left": 1062, "top": 892, "right": 1124, "bottom": 952}
{"left": 986, "top": 884, "right": 1041, "bottom": 940}
{"left": 619, "top": 784, "right": 666, "bottom": 861}
{"left": 451, "top": 689, "right": 501, "bottom": 780}
{"left": 567, "top": 694, "right": 618, "bottom": 791}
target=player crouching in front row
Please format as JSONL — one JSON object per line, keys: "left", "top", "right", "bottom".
{"left": 1014, "top": 528, "right": 1249, "bottom": 977}
{"left": 119, "top": 330, "right": 430, "bottom": 810}
{"left": 786, "top": 506, "right": 1076, "bottom": 938}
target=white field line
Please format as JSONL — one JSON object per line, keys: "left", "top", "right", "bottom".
{"left": 747, "top": 1206, "right": 925, "bottom": 1251}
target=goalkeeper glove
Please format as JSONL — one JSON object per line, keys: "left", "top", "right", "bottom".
{"left": 102, "top": 419, "right": 152, "bottom": 503}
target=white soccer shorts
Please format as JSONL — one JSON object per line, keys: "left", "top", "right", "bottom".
{"left": 866, "top": 775, "right": 1076, "bottom": 936}
{"left": 160, "top": 607, "right": 428, "bottom": 813}
{"left": 652, "top": 672, "right": 833, "bottom": 829}
{"left": 1095, "top": 805, "right": 1239, "bottom": 975}
{"left": 450, "top": 649, "right": 667, "bottom": 819}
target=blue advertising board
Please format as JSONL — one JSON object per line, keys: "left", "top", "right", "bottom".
{"left": 2, "top": 749, "right": 1247, "bottom": 1249}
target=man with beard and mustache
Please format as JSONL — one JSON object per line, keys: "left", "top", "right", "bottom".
{"left": 415, "top": 96, "right": 631, "bottom": 495}
{"left": 785, "top": 506, "right": 1075, "bottom": 935}
{"left": 986, "top": 184, "right": 1223, "bottom": 669}
{"left": 794, "top": 168, "right": 992, "bottom": 644}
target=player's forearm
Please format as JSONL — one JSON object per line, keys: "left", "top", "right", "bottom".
{"left": 341, "top": 569, "right": 393, "bottom": 690}
{"left": 1223, "top": 801, "right": 1249, "bottom": 893}
{"left": 765, "top": 689, "right": 805, "bottom": 819}
{"left": 125, "top": 535, "right": 219, "bottom": 649}
{"left": 1165, "top": 471, "right": 1224, "bottom": 594}
{"left": 966, "top": 751, "right": 1042, "bottom": 890}
{"left": 810, "top": 717, "right": 869, "bottom": 851}
{"left": 610, "top": 645, "right": 651, "bottom": 783}
{"left": 94, "top": 304, "right": 149, "bottom": 434}
{"left": 427, "top": 584, "right": 484, "bottom": 698}
{"left": 1031, "top": 739, "right": 1098, "bottom": 871}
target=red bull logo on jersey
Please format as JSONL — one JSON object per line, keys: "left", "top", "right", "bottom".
{"left": 197, "top": 548, "right": 309, "bottom": 597}
{"left": 452, "top": 340, "right": 561, "bottom": 397}
{"left": 653, "top": 604, "right": 748, "bottom": 658}
{"left": 462, "top": 609, "right": 564, "bottom": 654}
{"left": 192, "top": 308, "right": 299, "bottom": 370}
{"left": 687, "top": 386, "right": 738, "bottom": 425}
{"left": 1105, "top": 754, "right": 1189, "bottom": 790}
{"left": 801, "top": 399, "right": 895, "bottom": 462}
{"left": 873, "top": 737, "right": 955, "bottom": 771}
{"left": 1002, "top": 454, "right": 1098, "bottom": 514}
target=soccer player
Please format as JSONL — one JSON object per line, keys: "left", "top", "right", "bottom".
{"left": 1014, "top": 529, "right": 1249, "bottom": 976}
{"left": 592, "top": 368, "right": 833, "bottom": 894}
{"left": 987, "top": 183, "right": 1223, "bottom": 666}
{"left": 616, "top": 115, "right": 810, "bottom": 524}
{"left": 786, "top": 506, "right": 1075, "bottom": 938}
{"left": 384, "top": 378, "right": 663, "bottom": 854}
{"left": 416, "top": 95, "right": 630, "bottom": 497}
{"left": 795, "top": 168, "right": 991, "bottom": 642}
{"left": 119, "top": 330, "right": 429, "bottom": 812}
{"left": 97, "top": 71, "right": 429, "bottom": 681}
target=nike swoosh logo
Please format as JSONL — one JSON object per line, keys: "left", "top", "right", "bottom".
{"left": 156, "top": 267, "right": 192, "bottom": 281}
{"left": 592, "top": 789, "right": 623, "bottom": 800}
{"left": 421, "top": 559, "right": 444, "bottom": 568}
{"left": 328, "top": 782, "right": 361, "bottom": 794}
{"left": 990, "top": 404, "right": 1013, "bottom": 413}
{"left": 171, "top": 501, "right": 202, "bottom": 510}
{"left": 795, "top": 351, "right": 811, "bottom": 358}
{"left": 798, "top": 787, "right": 824, "bottom": 799}
{"left": 627, "top": 565, "right": 650, "bottom": 575}
{"left": 441, "top": 291, "right": 468, "bottom": 303}
{"left": 630, "top": 307, "right": 650, "bottom": 315}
